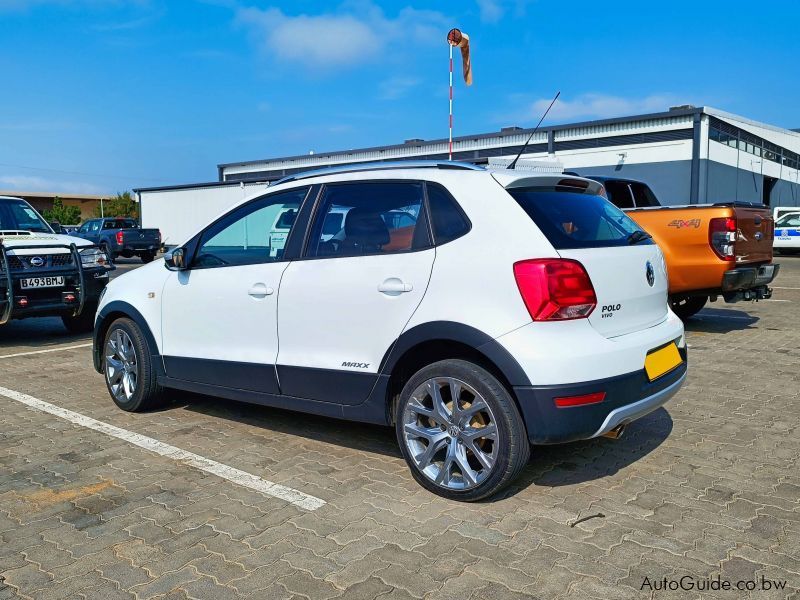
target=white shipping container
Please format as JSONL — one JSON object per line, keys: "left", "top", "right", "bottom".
{"left": 138, "top": 181, "right": 269, "bottom": 248}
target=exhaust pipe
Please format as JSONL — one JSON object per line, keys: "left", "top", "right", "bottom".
{"left": 602, "top": 424, "right": 626, "bottom": 440}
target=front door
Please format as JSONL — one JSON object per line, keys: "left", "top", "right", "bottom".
{"left": 277, "top": 180, "right": 435, "bottom": 405}
{"left": 160, "top": 187, "right": 308, "bottom": 394}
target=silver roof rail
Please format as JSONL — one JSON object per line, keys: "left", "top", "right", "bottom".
{"left": 272, "top": 160, "right": 484, "bottom": 186}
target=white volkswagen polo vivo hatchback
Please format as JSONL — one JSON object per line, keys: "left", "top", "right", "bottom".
{"left": 93, "top": 162, "right": 686, "bottom": 500}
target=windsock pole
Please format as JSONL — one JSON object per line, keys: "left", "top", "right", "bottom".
{"left": 448, "top": 43, "right": 454, "bottom": 161}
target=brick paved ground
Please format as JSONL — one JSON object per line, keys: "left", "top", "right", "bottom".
{"left": 0, "top": 257, "right": 798, "bottom": 599}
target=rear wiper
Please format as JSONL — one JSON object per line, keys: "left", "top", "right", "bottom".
{"left": 627, "top": 230, "right": 652, "bottom": 245}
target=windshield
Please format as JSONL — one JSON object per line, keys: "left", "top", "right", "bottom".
{"left": 0, "top": 199, "right": 52, "bottom": 233}
{"left": 508, "top": 188, "right": 649, "bottom": 249}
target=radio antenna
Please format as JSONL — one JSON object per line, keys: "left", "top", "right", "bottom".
{"left": 507, "top": 90, "right": 560, "bottom": 170}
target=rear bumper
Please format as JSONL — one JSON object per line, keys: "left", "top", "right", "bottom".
{"left": 514, "top": 349, "right": 687, "bottom": 444}
{"left": 721, "top": 263, "right": 779, "bottom": 291}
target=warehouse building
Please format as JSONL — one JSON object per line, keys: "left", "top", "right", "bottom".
{"left": 137, "top": 105, "right": 800, "bottom": 245}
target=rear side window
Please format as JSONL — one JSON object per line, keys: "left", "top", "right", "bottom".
{"left": 426, "top": 183, "right": 470, "bottom": 244}
{"left": 629, "top": 183, "right": 659, "bottom": 207}
{"left": 508, "top": 188, "right": 650, "bottom": 249}
{"left": 602, "top": 180, "right": 635, "bottom": 209}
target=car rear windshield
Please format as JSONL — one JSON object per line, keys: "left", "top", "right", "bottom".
{"left": 508, "top": 188, "right": 650, "bottom": 249}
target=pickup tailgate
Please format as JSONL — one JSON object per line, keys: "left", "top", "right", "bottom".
{"left": 734, "top": 206, "right": 773, "bottom": 263}
{"left": 120, "top": 228, "right": 160, "bottom": 249}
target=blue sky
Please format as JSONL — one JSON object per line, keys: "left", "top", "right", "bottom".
{"left": 1, "top": 0, "right": 798, "bottom": 194}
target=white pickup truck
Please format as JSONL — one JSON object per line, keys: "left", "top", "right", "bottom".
{"left": 0, "top": 196, "right": 114, "bottom": 332}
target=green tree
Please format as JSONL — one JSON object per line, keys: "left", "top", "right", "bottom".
{"left": 43, "top": 197, "right": 82, "bottom": 225}
{"left": 93, "top": 191, "right": 138, "bottom": 219}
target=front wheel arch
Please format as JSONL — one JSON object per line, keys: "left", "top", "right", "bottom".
{"left": 93, "top": 301, "right": 161, "bottom": 375}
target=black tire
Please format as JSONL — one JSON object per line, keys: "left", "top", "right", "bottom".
{"left": 670, "top": 295, "right": 708, "bottom": 320}
{"left": 395, "top": 359, "right": 530, "bottom": 502}
{"left": 140, "top": 251, "right": 156, "bottom": 264}
{"left": 102, "top": 317, "right": 166, "bottom": 412}
{"left": 61, "top": 303, "right": 97, "bottom": 334}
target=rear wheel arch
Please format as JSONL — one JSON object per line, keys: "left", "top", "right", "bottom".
{"left": 381, "top": 322, "right": 531, "bottom": 425}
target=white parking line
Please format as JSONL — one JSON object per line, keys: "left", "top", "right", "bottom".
{"left": 773, "top": 286, "right": 800, "bottom": 290}
{"left": 0, "top": 386, "right": 326, "bottom": 511}
{"left": 0, "top": 343, "right": 92, "bottom": 359}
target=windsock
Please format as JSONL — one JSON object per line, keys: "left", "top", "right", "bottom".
{"left": 447, "top": 28, "right": 472, "bottom": 86}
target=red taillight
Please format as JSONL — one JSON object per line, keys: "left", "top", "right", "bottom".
{"left": 709, "top": 217, "right": 736, "bottom": 261}
{"left": 116, "top": 230, "right": 124, "bottom": 245}
{"left": 554, "top": 392, "right": 606, "bottom": 408}
{"left": 513, "top": 259, "right": 597, "bottom": 321}
{"left": 17, "top": 296, "right": 28, "bottom": 307}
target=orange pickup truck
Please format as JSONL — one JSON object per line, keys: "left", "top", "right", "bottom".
{"left": 586, "top": 176, "right": 779, "bottom": 319}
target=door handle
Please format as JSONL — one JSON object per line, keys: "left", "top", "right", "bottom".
{"left": 248, "top": 283, "right": 274, "bottom": 298}
{"left": 378, "top": 278, "right": 413, "bottom": 296}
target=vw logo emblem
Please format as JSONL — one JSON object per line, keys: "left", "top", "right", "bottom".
{"left": 645, "top": 261, "right": 655, "bottom": 287}
{"left": 30, "top": 256, "right": 45, "bottom": 268}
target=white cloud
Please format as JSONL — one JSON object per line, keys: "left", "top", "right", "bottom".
{"left": 0, "top": 174, "right": 108, "bottom": 195}
{"left": 525, "top": 93, "right": 678, "bottom": 122}
{"left": 476, "top": 0, "right": 503, "bottom": 23}
{"left": 236, "top": 2, "right": 449, "bottom": 70}
{"left": 379, "top": 76, "right": 421, "bottom": 100}
{"left": 476, "top": 0, "right": 533, "bottom": 23}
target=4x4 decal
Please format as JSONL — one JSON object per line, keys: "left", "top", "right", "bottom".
{"left": 667, "top": 219, "right": 701, "bottom": 229}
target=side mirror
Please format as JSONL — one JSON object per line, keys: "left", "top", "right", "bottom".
{"left": 50, "top": 221, "right": 63, "bottom": 233}
{"left": 164, "top": 247, "right": 188, "bottom": 271}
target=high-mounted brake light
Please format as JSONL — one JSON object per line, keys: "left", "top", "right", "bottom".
{"left": 116, "top": 230, "right": 124, "bottom": 245}
{"left": 709, "top": 217, "right": 736, "bottom": 261}
{"left": 513, "top": 259, "right": 597, "bottom": 321}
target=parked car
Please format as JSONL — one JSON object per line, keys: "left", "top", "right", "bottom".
{"left": 774, "top": 212, "right": 800, "bottom": 254}
{"left": 93, "top": 161, "right": 686, "bottom": 501}
{"left": 75, "top": 218, "right": 161, "bottom": 263}
{"left": 0, "top": 196, "right": 114, "bottom": 332}
{"left": 580, "top": 175, "right": 779, "bottom": 319}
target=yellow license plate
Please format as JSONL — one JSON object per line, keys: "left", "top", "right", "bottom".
{"left": 644, "top": 342, "right": 683, "bottom": 381}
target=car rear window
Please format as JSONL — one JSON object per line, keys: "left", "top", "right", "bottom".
{"left": 508, "top": 188, "right": 650, "bottom": 249}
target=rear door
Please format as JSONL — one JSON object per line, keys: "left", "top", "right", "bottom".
{"left": 276, "top": 180, "right": 435, "bottom": 404}
{"left": 508, "top": 186, "right": 668, "bottom": 338}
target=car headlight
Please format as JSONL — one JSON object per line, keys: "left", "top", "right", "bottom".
{"left": 80, "top": 248, "right": 109, "bottom": 268}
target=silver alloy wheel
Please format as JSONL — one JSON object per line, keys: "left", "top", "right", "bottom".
{"left": 402, "top": 377, "right": 499, "bottom": 490}
{"left": 105, "top": 329, "right": 138, "bottom": 403}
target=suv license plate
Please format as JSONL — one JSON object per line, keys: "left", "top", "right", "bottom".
{"left": 644, "top": 342, "right": 683, "bottom": 381}
{"left": 20, "top": 276, "right": 65, "bottom": 289}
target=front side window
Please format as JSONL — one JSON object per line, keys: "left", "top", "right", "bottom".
{"left": 306, "top": 182, "right": 426, "bottom": 257}
{"left": 193, "top": 187, "right": 308, "bottom": 268}
{"left": 90, "top": 221, "right": 101, "bottom": 233}
{"left": 509, "top": 188, "right": 649, "bottom": 249}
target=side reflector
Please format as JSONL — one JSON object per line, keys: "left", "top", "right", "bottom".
{"left": 554, "top": 391, "right": 606, "bottom": 408}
